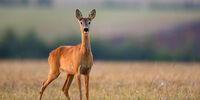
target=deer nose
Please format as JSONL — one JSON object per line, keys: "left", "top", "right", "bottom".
{"left": 84, "top": 28, "right": 88, "bottom": 32}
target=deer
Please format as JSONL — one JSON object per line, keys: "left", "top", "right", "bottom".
{"left": 38, "top": 9, "right": 96, "bottom": 100}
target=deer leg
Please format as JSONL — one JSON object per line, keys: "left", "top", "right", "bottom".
{"left": 62, "top": 74, "right": 69, "bottom": 90}
{"left": 38, "top": 72, "right": 60, "bottom": 100}
{"left": 83, "top": 74, "right": 89, "bottom": 100}
{"left": 62, "top": 74, "right": 74, "bottom": 100}
{"left": 76, "top": 74, "right": 82, "bottom": 100}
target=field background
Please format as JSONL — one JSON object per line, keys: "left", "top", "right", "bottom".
{"left": 1, "top": 0, "right": 200, "bottom": 100}
{"left": 0, "top": 7, "right": 200, "bottom": 42}
{"left": 0, "top": 7, "right": 200, "bottom": 60}
{"left": 0, "top": 60, "right": 200, "bottom": 100}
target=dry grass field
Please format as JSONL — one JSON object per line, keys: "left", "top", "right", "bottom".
{"left": 0, "top": 60, "right": 200, "bottom": 100}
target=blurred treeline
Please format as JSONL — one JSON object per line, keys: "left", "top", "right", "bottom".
{"left": 0, "top": 0, "right": 52, "bottom": 6}
{"left": 1, "top": 27, "right": 199, "bottom": 61}
{"left": 1, "top": 0, "right": 200, "bottom": 10}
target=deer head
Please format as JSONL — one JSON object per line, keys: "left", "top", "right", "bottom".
{"left": 76, "top": 9, "right": 96, "bottom": 34}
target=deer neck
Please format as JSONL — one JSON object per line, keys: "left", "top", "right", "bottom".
{"left": 80, "top": 32, "right": 91, "bottom": 55}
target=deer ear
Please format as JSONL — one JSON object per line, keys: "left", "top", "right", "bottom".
{"left": 76, "top": 9, "right": 83, "bottom": 20}
{"left": 88, "top": 9, "right": 96, "bottom": 20}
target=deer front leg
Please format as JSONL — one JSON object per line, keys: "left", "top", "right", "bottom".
{"left": 83, "top": 74, "right": 89, "bottom": 100}
{"left": 76, "top": 74, "right": 82, "bottom": 100}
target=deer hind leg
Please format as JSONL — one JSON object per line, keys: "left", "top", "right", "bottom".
{"left": 62, "top": 74, "right": 74, "bottom": 100}
{"left": 62, "top": 74, "right": 69, "bottom": 92}
{"left": 38, "top": 61, "right": 60, "bottom": 100}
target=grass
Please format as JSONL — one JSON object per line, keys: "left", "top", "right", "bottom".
{"left": 0, "top": 60, "right": 200, "bottom": 100}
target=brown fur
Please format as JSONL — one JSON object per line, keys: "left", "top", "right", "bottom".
{"left": 38, "top": 9, "right": 96, "bottom": 100}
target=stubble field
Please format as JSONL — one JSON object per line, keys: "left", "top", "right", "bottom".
{"left": 0, "top": 60, "right": 200, "bottom": 100}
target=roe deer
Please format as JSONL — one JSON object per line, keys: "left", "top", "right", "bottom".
{"left": 38, "top": 9, "right": 96, "bottom": 100}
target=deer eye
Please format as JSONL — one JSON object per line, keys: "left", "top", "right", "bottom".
{"left": 88, "top": 22, "right": 90, "bottom": 24}
{"left": 81, "top": 22, "right": 82, "bottom": 24}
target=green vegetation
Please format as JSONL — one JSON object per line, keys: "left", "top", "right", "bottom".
{"left": 0, "top": 28, "right": 49, "bottom": 58}
{"left": 0, "top": 28, "right": 199, "bottom": 61}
